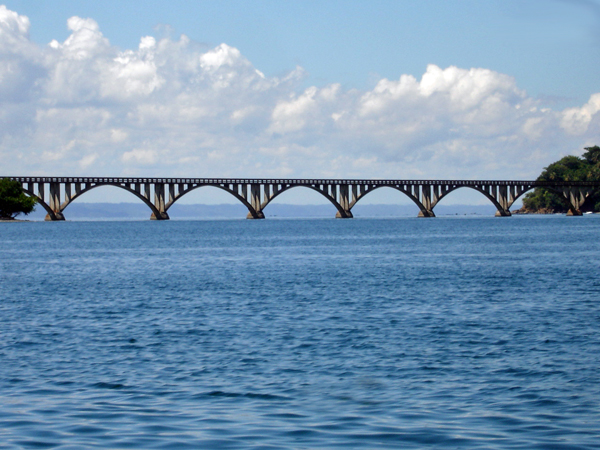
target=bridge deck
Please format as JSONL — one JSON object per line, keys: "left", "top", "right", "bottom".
{"left": 7, "top": 176, "right": 600, "bottom": 187}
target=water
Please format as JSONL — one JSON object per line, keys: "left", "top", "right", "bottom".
{"left": 1, "top": 216, "right": 599, "bottom": 449}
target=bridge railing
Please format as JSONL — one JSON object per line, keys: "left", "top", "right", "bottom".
{"left": 6, "top": 176, "right": 600, "bottom": 186}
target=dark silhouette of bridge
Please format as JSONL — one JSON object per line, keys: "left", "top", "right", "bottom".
{"left": 7, "top": 177, "right": 600, "bottom": 220}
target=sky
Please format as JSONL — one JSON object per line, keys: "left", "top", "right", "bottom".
{"left": 1, "top": 1, "right": 599, "bottom": 204}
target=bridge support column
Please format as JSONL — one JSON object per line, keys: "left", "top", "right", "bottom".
{"left": 417, "top": 185, "right": 435, "bottom": 217}
{"left": 44, "top": 181, "right": 65, "bottom": 221}
{"left": 246, "top": 183, "right": 265, "bottom": 219}
{"left": 335, "top": 184, "right": 353, "bottom": 218}
{"left": 494, "top": 185, "right": 512, "bottom": 216}
{"left": 150, "top": 183, "right": 170, "bottom": 220}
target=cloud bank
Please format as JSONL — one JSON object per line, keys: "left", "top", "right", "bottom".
{"left": 1, "top": 5, "right": 599, "bottom": 180}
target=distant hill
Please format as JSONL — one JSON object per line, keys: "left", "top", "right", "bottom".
{"left": 25, "top": 202, "right": 500, "bottom": 220}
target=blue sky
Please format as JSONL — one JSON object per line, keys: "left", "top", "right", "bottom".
{"left": 0, "top": 1, "right": 599, "bottom": 204}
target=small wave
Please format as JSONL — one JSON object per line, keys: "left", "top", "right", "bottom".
{"left": 202, "top": 390, "right": 287, "bottom": 400}
{"left": 11, "top": 439, "right": 58, "bottom": 449}
{"left": 92, "top": 382, "right": 127, "bottom": 390}
{"left": 68, "top": 424, "right": 107, "bottom": 434}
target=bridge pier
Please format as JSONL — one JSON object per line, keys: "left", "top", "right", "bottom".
{"left": 150, "top": 211, "right": 171, "bottom": 220}
{"left": 335, "top": 210, "right": 354, "bottom": 218}
{"left": 417, "top": 210, "right": 436, "bottom": 217}
{"left": 494, "top": 185, "right": 512, "bottom": 216}
{"left": 246, "top": 184, "right": 266, "bottom": 219}
{"left": 44, "top": 211, "right": 65, "bottom": 221}
{"left": 334, "top": 185, "right": 353, "bottom": 218}
{"left": 246, "top": 211, "right": 266, "bottom": 219}
{"left": 42, "top": 181, "right": 66, "bottom": 220}
{"left": 562, "top": 187, "right": 591, "bottom": 216}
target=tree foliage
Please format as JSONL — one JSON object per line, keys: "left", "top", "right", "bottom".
{"left": 0, "top": 178, "right": 37, "bottom": 219}
{"left": 522, "top": 146, "right": 600, "bottom": 213}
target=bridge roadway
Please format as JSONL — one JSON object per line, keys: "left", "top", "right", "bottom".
{"left": 7, "top": 176, "right": 600, "bottom": 220}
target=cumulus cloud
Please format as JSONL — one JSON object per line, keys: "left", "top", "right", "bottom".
{"left": 561, "top": 93, "right": 600, "bottom": 135}
{"left": 0, "top": 5, "right": 598, "bottom": 181}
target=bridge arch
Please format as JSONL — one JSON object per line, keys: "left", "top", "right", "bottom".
{"left": 433, "top": 185, "right": 508, "bottom": 216}
{"left": 62, "top": 183, "right": 162, "bottom": 219}
{"left": 164, "top": 184, "right": 260, "bottom": 218}
{"left": 59, "top": 183, "right": 161, "bottom": 219}
{"left": 349, "top": 185, "right": 430, "bottom": 217}
{"left": 261, "top": 184, "right": 350, "bottom": 218}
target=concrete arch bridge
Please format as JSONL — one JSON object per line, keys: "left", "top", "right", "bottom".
{"left": 7, "top": 177, "right": 600, "bottom": 220}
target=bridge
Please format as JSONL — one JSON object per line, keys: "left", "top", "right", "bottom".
{"left": 6, "top": 177, "right": 600, "bottom": 220}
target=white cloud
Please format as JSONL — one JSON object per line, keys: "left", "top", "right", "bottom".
{"left": 0, "top": 6, "right": 598, "bottom": 181}
{"left": 79, "top": 153, "right": 97, "bottom": 168}
{"left": 0, "top": 5, "right": 30, "bottom": 47}
{"left": 110, "top": 128, "right": 128, "bottom": 142}
{"left": 561, "top": 93, "right": 600, "bottom": 135}
{"left": 122, "top": 148, "right": 158, "bottom": 165}
{"left": 61, "top": 16, "right": 109, "bottom": 60}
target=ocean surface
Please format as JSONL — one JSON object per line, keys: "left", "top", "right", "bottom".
{"left": 1, "top": 216, "right": 599, "bottom": 449}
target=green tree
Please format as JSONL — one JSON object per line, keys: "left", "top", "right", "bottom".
{"left": 582, "top": 145, "right": 600, "bottom": 165}
{"left": 522, "top": 146, "right": 600, "bottom": 213}
{"left": 0, "top": 178, "right": 37, "bottom": 220}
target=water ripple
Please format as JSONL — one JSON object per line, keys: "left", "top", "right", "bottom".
{"left": 1, "top": 217, "right": 599, "bottom": 448}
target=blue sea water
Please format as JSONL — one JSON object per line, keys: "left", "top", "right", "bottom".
{"left": 1, "top": 216, "right": 599, "bottom": 449}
